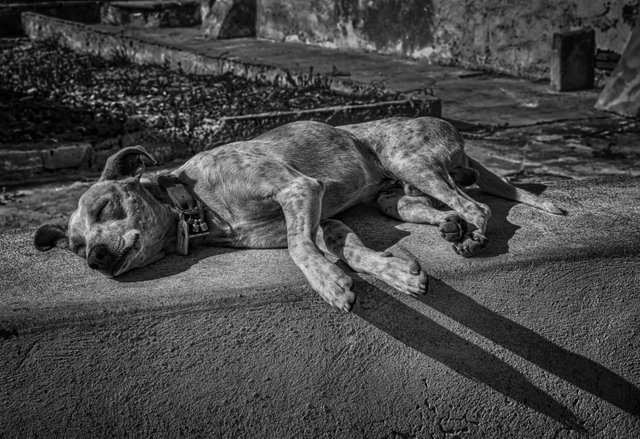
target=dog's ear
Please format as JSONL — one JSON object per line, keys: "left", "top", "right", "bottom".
{"left": 100, "top": 145, "right": 158, "bottom": 181}
{"left": 34, "top": 224, "right": 69, "bottom": 251}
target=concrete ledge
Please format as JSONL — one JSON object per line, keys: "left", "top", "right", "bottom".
{"left": 1, "top": 177, "right": 639, "bottom": 437}
{"left": 21, "top": 12, "right": 416, "bottom": 97}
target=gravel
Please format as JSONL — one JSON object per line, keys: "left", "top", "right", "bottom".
{"left": 0, "top": 38, "right": 391, "bottom": 146}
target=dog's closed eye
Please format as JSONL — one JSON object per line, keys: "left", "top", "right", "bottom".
{"left": 91, "top": 199, "right": 109, "bottom": 222}
{"left": 93, "top": 199, "right": 125, "bottom": 222}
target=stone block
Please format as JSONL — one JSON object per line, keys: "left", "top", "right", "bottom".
{"left": 41, "top": 143, "right": 93, "bottom": 171}
{"left": 201, "top": 0, "right": 256, "bottom": 39}
{"left": 0, "top": 150, "right": 43, "bottom": 180}
{"left": 101, "top": 0, "right": 200, "bottom": 28}
{"left": 550, "top": 28, "right": 595, "bottom": 91}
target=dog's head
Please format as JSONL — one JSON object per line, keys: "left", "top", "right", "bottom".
{"left": 34, "top": 146, "right": 175, "bottom": 277}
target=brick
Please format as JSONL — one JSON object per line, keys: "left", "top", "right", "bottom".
{"left": 41, "top": 143, "right": 93, "bottom": 171}
{"left": 0, "top": 150, "right": 43, "bottom": 177}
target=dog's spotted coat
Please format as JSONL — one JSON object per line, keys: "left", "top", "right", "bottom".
{"left": 35, "top": 117, "right": 562, "bottom": 311}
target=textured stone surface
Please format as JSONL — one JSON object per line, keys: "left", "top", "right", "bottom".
{"left": 1, "top": 177, "right": 639, "bottom": 437}
{"left": 0, "top": 150, "right": 42, "bottom": 179}
{"left": 41, "top": 142, "right": 92, "bottom": 170}
{"left": 596, "top": 11, "right": 640, "bottom": 117}
{"left": 257, "top": 0, "right": 638, "bottom": 79}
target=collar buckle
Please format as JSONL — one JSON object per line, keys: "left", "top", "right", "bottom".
{"left": 175, "top": 201, "right": 210, "bottom": 256}
{"left": 157, "top": 174, "right": 210, "bottom": 256}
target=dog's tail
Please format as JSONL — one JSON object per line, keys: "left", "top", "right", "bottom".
{"left": 467, "top": 157, "right": 565, "bottom": 215}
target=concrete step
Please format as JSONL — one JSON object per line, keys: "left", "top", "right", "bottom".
{"left": 101, "top": 0, "right": 200, "bottom": 28}
{"left": 1, "top": 177, "right": 639, "bottom": 436}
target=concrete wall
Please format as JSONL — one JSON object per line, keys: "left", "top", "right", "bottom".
{"left": 257, "top": 0, "right": 639, "bottom": 78}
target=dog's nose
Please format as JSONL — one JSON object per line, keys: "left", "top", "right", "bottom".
{"left": 87, "top": 244, "right": 115, "bottom": 270}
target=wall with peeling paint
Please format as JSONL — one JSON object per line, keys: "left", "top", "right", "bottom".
{"left": 256, "top": 0, "right": 638, "bottom": 78}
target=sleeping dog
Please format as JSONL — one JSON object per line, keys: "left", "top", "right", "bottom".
{"left": 34, "top": 117, "right": 563, "bottom": 311}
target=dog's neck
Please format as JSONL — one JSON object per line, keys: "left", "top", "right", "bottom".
{"left": 141, "top": 175, "right": 233, "bottom": 252}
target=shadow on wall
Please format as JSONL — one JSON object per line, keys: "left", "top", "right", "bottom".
{"left": 353, "top": 277, "right": 640, "bottom": 431}
{"left": 338, "top": 0, "right": 435, "bottom": 54}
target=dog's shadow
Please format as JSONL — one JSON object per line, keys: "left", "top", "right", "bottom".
{"left": 116, "top": 246, "right": 237, "bottom": 282}
{"left": 353, "top": 276, "right": 640, "bottom": 430}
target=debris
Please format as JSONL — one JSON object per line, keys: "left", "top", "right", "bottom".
{"left": 331, "top": 65, "right": 351, "bottom": 77}
{"left": 0, "top": 38, "right": 394, "bottom": 147}
{"left": 0, "top": 187, "right": 25, "bottom": 205}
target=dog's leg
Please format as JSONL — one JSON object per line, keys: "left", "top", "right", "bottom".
{"left": 412, "top": 173, "right": 490, "bottom": 257}
{"left": 316, "top": 219, "right": 427, "bottom": 297}
{"left": 376, "top": 186, "right": 469, "bottom": 244}
{"left": 389, "top": 165, "right": 490, "bottom": 256}
{"left": 275, "top": 176, "right": 356, "bottom": 311}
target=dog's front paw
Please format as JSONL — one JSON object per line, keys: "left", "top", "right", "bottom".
{"left": 438, "top": 214, "right": 467, "bottom": 242}
{"left": 309, "top": 264, "right": 356, "bottom": 312}
{"left": 452, "top": 232, "right": 488, "bottom": 257}
{"left": 375, "top": 252, "right": 428, "bottom": 297}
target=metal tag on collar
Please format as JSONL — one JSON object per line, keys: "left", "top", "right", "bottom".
{"left": 176, "top": 217, "right": 189, "bottom": 255}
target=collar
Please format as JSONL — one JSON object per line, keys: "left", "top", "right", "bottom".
{"left": 157, "top": 174, "right": 210, "bottom": 255}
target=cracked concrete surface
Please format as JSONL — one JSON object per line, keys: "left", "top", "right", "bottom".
{"left": 1, "top": 177, "right": 639, "bottom": 438}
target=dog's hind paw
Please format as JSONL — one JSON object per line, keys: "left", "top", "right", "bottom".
{"left": 439, "top": 214, "right": 467, "bottom": 242}
{"left": 452, "top": 233, "right": 488, "bottom": 257}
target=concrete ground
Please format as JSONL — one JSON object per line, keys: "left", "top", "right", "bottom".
{"left": 1, "top": 22, "right": 640, "bottom": 438}
{"left": 1, "top": 177, "right": 640, "bottom": 438}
